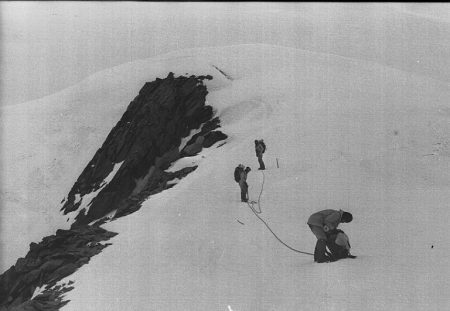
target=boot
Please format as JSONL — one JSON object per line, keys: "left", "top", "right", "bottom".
{"left": 314, "top": 239, "right": 330, "bottom": 263}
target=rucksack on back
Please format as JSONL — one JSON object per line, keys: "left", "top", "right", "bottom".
{"left": 256, "top": 140, "right": 266, "bottom": 154}
{"left": 234, "top": 166, "right": 243, "bottom": 183}
{"left": 326, "top": 229, "right": 350, "bottom": 261}
{"left": 260, "top": 141, "right": 266, "bottom": 153}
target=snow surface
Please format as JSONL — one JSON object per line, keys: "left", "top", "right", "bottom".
{"left": 43, "top": 43, "right": 450, "bottom": 310}
{"left": 1, "top": 5, "right": 450, "bottom": 309}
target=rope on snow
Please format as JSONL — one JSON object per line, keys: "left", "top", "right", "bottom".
{"left": 247, "top": 170, "right": 313, "bottom": 256}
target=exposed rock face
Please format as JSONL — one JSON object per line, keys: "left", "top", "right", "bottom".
{"left": 180, "top": 117, "right": 228, "bottom": 156}
{"left": 0, "top": 226, "right": 117, "bottom": 310}
{"left": 0, "top": 73, "right": 227, "bottom": 310}
{"left": 61, "top": 72, "right": 226, "bottom": 226}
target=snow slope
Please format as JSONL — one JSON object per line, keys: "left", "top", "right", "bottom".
{"left": 2, "top": 2, "right": 449, "bottom": 272}
{"left": 0, "top": 47, "right": 236, "bottom": 271}
{"left": 38, "top": 44, "right": 450, "bottom": 310}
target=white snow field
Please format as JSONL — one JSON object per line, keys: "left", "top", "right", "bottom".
{"left": 37, "top": 43, "right": 449, "bottom": 311}
{"left": 1, "top": 5, "right": 449, "bottom": 309}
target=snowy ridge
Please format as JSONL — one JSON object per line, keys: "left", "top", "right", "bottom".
{"left": 46, "top": 44, "right": 450, "bottom": 310}
{"left": 1, "top": 42, "right": 450, "bottom": 310}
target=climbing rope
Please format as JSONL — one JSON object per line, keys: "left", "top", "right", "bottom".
{"left": 247, "top": 170, "right": 313, "bottom": 256}
{"left": 246, "top": 170, "right": 264, "bottom": 213}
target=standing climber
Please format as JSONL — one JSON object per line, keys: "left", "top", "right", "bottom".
{"left": 307, "top": 209, "right": 353, "bottom": 263}
{"left": 234, "top": 164, "right": 251, "bottom": 202}
{"left": 254, "top": 139, "right": 266, "bottom": 170}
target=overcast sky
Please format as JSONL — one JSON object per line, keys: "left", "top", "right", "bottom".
{"left": 1, "top": 2, "right": 449, "bottom": 106}
{"left": 1, "top": 2, "right": 296, "bottom": 106}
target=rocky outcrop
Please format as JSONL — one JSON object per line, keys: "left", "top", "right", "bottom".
{"left": 180, "top": 117, "right": 227, "bottom": 156}
{"left": 109, "top": 165, "right": 198, "bottom": 221}
{"left": 61, "top": 72, "right": 227, "bottom": 226}
{"left": 0, "top": 73, "right": 228, "bottom": 310}
{"left": 0, "top": 226, "right": 117, "bottom": 310}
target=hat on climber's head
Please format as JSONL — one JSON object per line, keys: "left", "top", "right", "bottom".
{"left": 341, "top": 212, "right": 353, "bottom": 223}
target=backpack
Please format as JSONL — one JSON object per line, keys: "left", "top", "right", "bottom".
{"left": 256, "top": 140, "right": 266, "bottom": 154}
{"left": 260, "top": 140, "right": 266, "bottom": 153}
{"left": 234, "top": 166, "right": 243, "bottom": 183}
{"left": 326, "top": 229, "right": 351, "bottom": 261}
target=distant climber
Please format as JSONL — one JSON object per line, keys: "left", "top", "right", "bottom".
{"left": 254, "top": 139, "right": 266, "bottom": 170}
{"left": 234, "top": 164, "right": 251, "bottom": 202}
{"left": 307, "top": 209, "right": 353, "bottom": 263}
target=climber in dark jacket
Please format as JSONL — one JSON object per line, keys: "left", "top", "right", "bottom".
{"left": 307, "top": 209, "right": 353, "bottom": 263}
{"left": 239, "top": 166, "right": 251, "bottom": 202}
{"left": 254, "top": 139, "right": 266, "bottom": 170}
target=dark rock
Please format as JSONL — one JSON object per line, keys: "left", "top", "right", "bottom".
{"left": 200, "top": 117, "right": 221, "bottom": 133}
{"left": 39, "top": 260, "right": 64, "bottom": 273}
{"left": 203, "top": 131, "right": 228, "bottom": 148}
{"left": 7, "top": 279, "right": 26, "bottom": 300}
{"left": 29, "top": 242, "right": 42, "bottom": 254}
{"left": 22, "top": 258, "right": 43, "bottom": 270}
{"left": 76, "top": 257, "right": 90, "bottom": 265}
{"left": 0, "top": 73, "right": 228, "bottom": 310}
{"left": 54, "top": 229, "right": 74, "bottom": 237}
{"left": 46, "top": 253, "right": 77, "bottom": 261}
{"left": 22, "top": 269, "right": 40, "bottom": 285}
{"left": 60, "top": 73, "right": 223, "bottom": 226}
{"left": 181, "top": 117, "right": 224, "bottom": 155}
{"left": 48, "top": 263, "right": 78, "bottom": 282}
{"left": 15, "top": 258, "right": 30, "bottom": 273}
{"left": 0, "top": 223, "right": 118, "bottom": 308}
{"left": 182, "top": 136, "right": 205, "bottom": 156}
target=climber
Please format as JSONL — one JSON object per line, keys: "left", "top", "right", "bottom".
{"left": 234, "top": 164, "right": 251, "bottom": 202}
{"left": 254, "top": 139, "right": 266, "bottom": 170}
{"left": 307, "top": 209, "right": 353, "bottom": 263}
